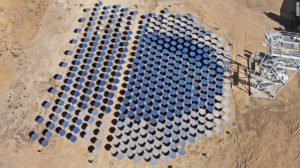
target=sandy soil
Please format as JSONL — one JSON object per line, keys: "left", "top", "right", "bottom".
{"left": 0, "top": 0, "right": 300, "bottom": 168}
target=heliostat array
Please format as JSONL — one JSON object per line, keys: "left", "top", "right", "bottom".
{"left": 29, "top": 1, "right": 231, "bottom": 164}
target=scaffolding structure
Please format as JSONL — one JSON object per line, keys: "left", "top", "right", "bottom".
{"left": 250, "top": 31, "right": 300, "bottom": 98}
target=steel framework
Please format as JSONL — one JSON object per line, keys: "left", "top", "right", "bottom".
{"left": 250, "top": 31, "right": 300, "bottom": 98}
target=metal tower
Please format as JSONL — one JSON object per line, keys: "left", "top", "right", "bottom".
{"left": 250, "top": 31, "right": 300, "bottom": 98}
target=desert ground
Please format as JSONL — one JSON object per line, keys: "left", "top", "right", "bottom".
{"left": 0, "top": 0, "right": 300, "bottom": 168}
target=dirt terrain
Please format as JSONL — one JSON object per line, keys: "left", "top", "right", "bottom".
{"left": 0, "top": 0, "right": 300, "bottom": 168}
